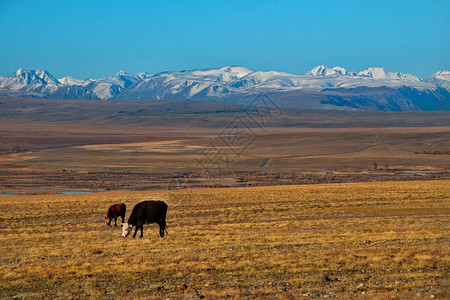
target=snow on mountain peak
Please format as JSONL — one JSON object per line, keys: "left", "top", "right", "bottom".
{"left": 187, "top": 66, "right": 254, "bottom": 82}
{"left": 14, "top": 68, "right": 25, "bottom": 76}
{"left": 331, "top": 66, "right": 352, "bottom": 75}
{"left": 115, "top": 70, "right": 129, "bottom": 76}
{"left": 136, "top": 72, "right": 152, "bottom": 80}
{"left": 358, "top": 67, "right": 390, "bottom": 79}
{"left": 220, "top": 66, "right": 254, "bottom": 77}
{"left": 306, "top": 65, "right": 331, "bottom": 76}
{"left": 58, "top": 76, "right": 89, "bottom": 86}
{"left": 357, "top": 67, "right": 420, "bottom": 81}
{"left": 12, "top": 68, "right": 58, "bottom": 83}
{"left": 13, "top": 68, "right": 34, "bottom": 78}
{"left": 1, "top": 65, "right": 447, "bottom": 101}
{"left": 5, "top": 68, "right": 60, "bottom": 87}
{"left": 306, "top": 65, "right": 350, "bottom": 76}
{"left": 34, "top": 69, "right": 60, "bottom": 84}
{"left": 429, "top": 70, "right": 450, "bottom": 91}
{"left": 431, "top": 70, "right": 450, "bottom": 80}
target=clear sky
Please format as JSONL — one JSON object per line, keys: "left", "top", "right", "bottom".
{"left": 0, "top": 0, "right": 449, "bottom": 79}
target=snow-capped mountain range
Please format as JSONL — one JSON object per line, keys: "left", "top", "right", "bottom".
{"left": 1, "top": 66, "right": 449, "bottom": 111}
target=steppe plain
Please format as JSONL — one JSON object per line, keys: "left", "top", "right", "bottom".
{"left": 0, "top": 96, "right": 449, "bottom": 298}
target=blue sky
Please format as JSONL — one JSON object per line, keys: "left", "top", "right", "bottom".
{"left": 0, "top": 0, "right": 448, "bottom": 79}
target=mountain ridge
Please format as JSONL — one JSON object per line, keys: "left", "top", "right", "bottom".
{"left": 1, "top": 66, "right": 449, "bottom": 111}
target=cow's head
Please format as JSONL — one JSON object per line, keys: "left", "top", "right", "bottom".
{"left": 122, "top": 223, "right": 133, "bottom": 238}
{"left": 105, "top": 217, "right": 111, "bottom": 226}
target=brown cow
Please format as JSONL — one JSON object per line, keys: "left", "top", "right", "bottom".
{"left": 105, "top": 203, "right": 126, "bottom": 226}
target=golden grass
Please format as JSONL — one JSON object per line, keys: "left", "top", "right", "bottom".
{"left": 0, "top": 181, "right": 449, "bottom": 298}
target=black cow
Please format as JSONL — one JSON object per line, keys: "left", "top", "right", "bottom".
{"left": 122, "top": 200, "right": 168, "bottom": 238}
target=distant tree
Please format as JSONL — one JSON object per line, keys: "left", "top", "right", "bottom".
{"left": 372, "top": 162, "right": 378, "bottom": 171}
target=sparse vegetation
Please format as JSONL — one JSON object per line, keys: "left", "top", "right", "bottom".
{"left": 0, "top": 97, "right": 449, "bottom": 192}
{"left": 422, "top": 150, "right": 450, "bottom": 155}
{"left": 0, "top": 97, "right": 449, "bottom": 298}
{"left": 1, "top": 180, "right": 448, "bottom": 298}
{"left": 1, "top": 97, "right": 449, "bottom": 193}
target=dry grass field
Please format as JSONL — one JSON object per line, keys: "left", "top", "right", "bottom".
{"left": 3, "top": 127, "right": 449, "bottom": 172}
{"left": 1, "top": 125, "right": 448, "bottom": 192}
{"left": 1, "top": 180, "right": 449, "bottom": 299}
{"left": 1, "top": 97, "right": 449, "bottom": 191}
{"left": 1, "top": 97, "right": 449, "bottom": 298}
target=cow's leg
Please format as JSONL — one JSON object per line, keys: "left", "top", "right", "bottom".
{"left": 157, "top": 220, "right": 166, "bottom": 237}
{"left": 139, "top": 226, "right": 144, "bottom": 238}
{"left": 133, "top": 226, "right": 139, "bottom": 238}
{"left": 114, "top": 217, "right": 117, "bottom": 227}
